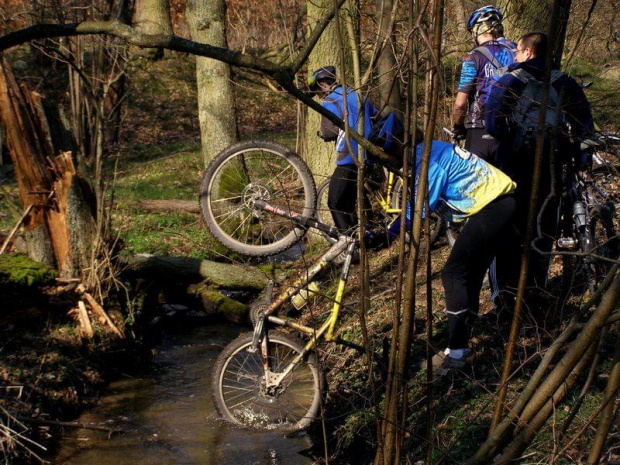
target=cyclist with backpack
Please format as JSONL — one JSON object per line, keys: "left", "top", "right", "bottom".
{"left": 308, "top": 66, "right": 377, "bottom": 233}
{"left": 485, "top": 31, "right": 594, "bottom": 292}
{"left": 452, "top": 5, "right": 515, "bottom": 163}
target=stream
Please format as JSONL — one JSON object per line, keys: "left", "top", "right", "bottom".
{"left": 52, "top": 324, "right": 315, "bottom": 465}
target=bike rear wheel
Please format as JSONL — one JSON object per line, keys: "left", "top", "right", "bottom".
{"left": 200, "top": 141, "right": 316, "bottom": 257}
{"left": 212, "top": 331, "right": 321, "bottom": 431}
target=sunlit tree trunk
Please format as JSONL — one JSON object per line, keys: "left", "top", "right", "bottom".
{"left": 375, "top": 0, "right": 401, "bottom": 114}
{"left": 305, "top": 0, "right": 352, "bottom": 183}
{"left": 133, "top": 0, "right": 172, "bottom": 60}
{"left": 497, "top": 0, "right": 572, "bottom": 63}
{"left": 187, "top": 0, "right": 238, "bottom": 166}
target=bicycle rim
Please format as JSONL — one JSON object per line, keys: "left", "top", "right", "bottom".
{"left": 214, "top": 332, "right": 321, "bottom": 431}
{"left": 201, "top": 141, "right": 316, "bottom": 257}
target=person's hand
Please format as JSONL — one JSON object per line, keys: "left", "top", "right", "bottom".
{"left": 452, "top": 124, "right": 466, "bottom": 142}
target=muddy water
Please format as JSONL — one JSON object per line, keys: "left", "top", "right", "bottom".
{"left": 53, "top": 325, "right": 315, "bottom": 465}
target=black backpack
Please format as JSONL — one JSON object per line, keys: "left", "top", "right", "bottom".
{"left": 508, "top": 68, "right": 565, "bottom": 150}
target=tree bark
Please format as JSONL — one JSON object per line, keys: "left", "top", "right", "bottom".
{"left": 0, "top": 58, "right": 97, "bottom": 279}
{"left": 133, "top": 0, "right": 172, "bottom": 59}
{"left": 375, "top": 0, "right": 401, "bottom": 114}
{"left": 305, "top": 0, "right": 352, "bottom": 183}
{"left": 125, "top": 254, "right": 269, "bottom": 290}
{"left": 186, "top": 0, "right": 238, "bottom": 166}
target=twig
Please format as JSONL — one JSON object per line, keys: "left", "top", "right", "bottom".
{"left": 18, "top": 417, "right": 125, "bottom": 434}
{"left": 76, "top": 301, "right": 94, "bottom": 338}
{"left": 0, "top": 191, "right": 54, "bottom": 254}
{"left": 0, "top": 204, "right": 33, "bottom": 254}
{"left": 77, "top": 284, "right": 124, "bottom": 338}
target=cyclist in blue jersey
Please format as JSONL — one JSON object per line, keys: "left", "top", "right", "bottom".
{"left": 366, "top": 135, "right": 519, "bottom": 375}
{"left": 308, "top": 66, "right": 376, "bottom": 232}
{"left": 452, "top": 5, "right": 515, "bottom": 163}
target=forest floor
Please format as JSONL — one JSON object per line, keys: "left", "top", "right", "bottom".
{"left": 1, "top": 49, "right": 620, "bottom": 463}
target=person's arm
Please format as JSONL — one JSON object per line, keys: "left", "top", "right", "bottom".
{"left": 451, "top": 54, "right": 477, "bottom": 136}
{"left": 452, "top": 92, "right": 469, "bottom": 127}
{"left": 562, "top": 77, "right": 594, "bottom": 140}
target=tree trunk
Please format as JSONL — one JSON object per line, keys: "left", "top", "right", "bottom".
{"left": 497, "top": 0, "right": 572, "bottom": 63}
{"left": 305, "top": 0, "right": 352, "bottom": 183}
{"left": 133, "top": 0, "right": 172, "bottom": 60}
{"left": 497, "top": 0, "right": 553, "bottom": 42}
{"left": 0, "top": 58, "right": 97, "bottom": 279}
{"left": 375, "top": 0, "right": 401, "bottom": 114}
{"left": 187, "top": 0, "right": 238, "bottom": 166}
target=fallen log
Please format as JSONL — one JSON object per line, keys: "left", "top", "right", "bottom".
{"left": 188, "top": 283, "right": 249, "bottom": 324}
{"left": 136, "top": 199, "right": 200, "bottom": 214}
{"left": 125, "top": 254, "right": 269, "bottom": 291}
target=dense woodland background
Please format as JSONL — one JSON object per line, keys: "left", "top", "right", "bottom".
{"left": 1, "top": 0, "right": 620, "bottom": 464}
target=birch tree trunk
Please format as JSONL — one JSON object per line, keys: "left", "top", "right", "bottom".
{"left": 187, "top": 0, "right": 238, "bottom": 166}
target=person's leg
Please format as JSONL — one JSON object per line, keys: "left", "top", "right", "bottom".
{"left": 328, "top": 165, "right": 358, "bottom": 232}
{"left": 442, "top": 196, "right": 516, "bottom": 351}
{"left": 465, "top": 129, "right": 499, "bottom": 163}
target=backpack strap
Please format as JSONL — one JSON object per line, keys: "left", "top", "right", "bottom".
{"left": 473, "top": 45, "right": 504, "bottom": 70}
{"left": 508, "top": 67, "right": 533, "bottom": 84}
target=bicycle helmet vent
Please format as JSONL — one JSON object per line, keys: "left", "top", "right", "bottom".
{"left": 307, "top": 66, "right": 337, "bottom": 92}
{"left": 467, "top": 5, "right": 503, "bottom": 34}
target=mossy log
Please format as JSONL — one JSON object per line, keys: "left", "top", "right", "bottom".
{"left": 0, "top": 253, "right": 57, "bottom": 287}
{"left": 0, "top": 254, "right": 56, "bottom": 312}
{"left": 188, "top": 283, "right": 249, "bottom": 324}
{"left": 126, "top": 254, "right": 268, "bottom": 291}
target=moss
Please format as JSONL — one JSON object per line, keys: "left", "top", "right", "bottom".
{"left": 0, "top": 254, "right": 57, "bottom": 287}
{"left": 190, "top": 285, "right": 249, "bottom": 324}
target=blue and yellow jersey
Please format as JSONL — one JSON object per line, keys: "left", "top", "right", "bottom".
{"left": 411, "top": 141, "right": 516, "bottom": 221}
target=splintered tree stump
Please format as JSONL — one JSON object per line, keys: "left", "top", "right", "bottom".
{"left": 125, "top": 255, "right": 269, "bottom": 290}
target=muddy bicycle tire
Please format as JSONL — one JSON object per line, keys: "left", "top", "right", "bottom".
{"left": 200, "top": 140, "right": 316, "bottom": 257}
{"left": 212, "top": 331, "right": 322, "bottom": 431}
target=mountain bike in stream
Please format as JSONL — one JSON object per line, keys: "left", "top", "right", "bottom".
{"left": 200, "top": 139, "right": 376, "bottom": 430}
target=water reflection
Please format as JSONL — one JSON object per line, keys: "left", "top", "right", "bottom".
{"left": 53, "top": 325, "right": 314, "bottom": 465}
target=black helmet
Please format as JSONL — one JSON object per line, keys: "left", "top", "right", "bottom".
{"left": 467, "top": 5, "right": 503, "bottom": 35}
{"left": 307, "top": 66, "right": 337, "bottom": 92}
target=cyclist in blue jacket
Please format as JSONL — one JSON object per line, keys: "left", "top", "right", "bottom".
{"left": 308, "top": 66, "right": 376, "bottom": 233}
{"left": 452, "top": 5, "right": 515, "bottom": 163}
{"left": 368, "top": 136, "right": 518, "bottom": 374}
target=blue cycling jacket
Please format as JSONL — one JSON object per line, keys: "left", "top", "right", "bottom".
{"left": 323, "top": 86, "right": 376, "bottom": 166}
{"left": 389, "top": 141, "right": 516, "bottom": 236}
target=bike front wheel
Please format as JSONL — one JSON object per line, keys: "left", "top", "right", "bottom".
{"left": 200, "top": 140, "right": 316, "bottom": 257}
{"left": 212, "top": 331, "right": 322, "bottom": 431}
